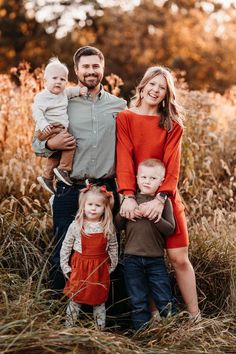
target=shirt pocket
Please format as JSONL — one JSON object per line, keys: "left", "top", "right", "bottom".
{"left": 100, "top": 113, "right": 116, "bottom": 134}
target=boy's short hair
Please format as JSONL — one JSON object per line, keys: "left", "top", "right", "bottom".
{"left": 44, "top": 57, "right": 69, "bottom": 78}
{"left": 73, "top": 46, "right": 105, "bottom": 67}
{"left": 138, "top": 159, "right": 166, "bottom": 179}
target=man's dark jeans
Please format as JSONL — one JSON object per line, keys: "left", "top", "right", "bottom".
{"left": 123, "top": 255, "right": 176, "bottom": 330}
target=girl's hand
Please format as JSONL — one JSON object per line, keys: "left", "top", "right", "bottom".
{"left": 120, "top": 198, "right": 138, "bottom": 221}
{"left": 139, "top": 199, "right": 164, "bottom": 222}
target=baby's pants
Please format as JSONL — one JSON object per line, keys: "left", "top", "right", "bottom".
{"left": 36, "top": 123, "right": 75, "bottom": 179}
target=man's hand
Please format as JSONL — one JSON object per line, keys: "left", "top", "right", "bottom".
{"left": 47, "top": 129, "right": 76, "bottom": 150}
{"left": 139, "top": 199, "right": 164, "bottom": 222}
{"left": 120, "top": 198, "right": 139, "bottom": 221}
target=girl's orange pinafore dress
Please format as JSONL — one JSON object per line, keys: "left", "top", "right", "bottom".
{"left": 64, "top": 231, "right": 110, "bottom": 305}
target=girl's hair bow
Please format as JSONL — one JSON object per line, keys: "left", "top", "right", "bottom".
{"left": 80, "top": 183, "right": 113, "bottom": 197}
{"left": 100, "top": 185, "right": 113, "bottom": 197}
{"left": 81, "top": 183, "right": 93, "bottom": 193}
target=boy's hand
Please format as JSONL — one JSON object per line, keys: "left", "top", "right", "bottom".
{"left": 42, "top": 125, "right": 53, "bottom": 135}
{"left": 79, "top": 86, "right": 88, "bottom": 96}
{"left": 139, "top": 199, "right": 164, "bottom": 222}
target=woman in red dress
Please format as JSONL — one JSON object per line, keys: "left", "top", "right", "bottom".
{"left": 116, "top": 66, "right": 200, "bottom": 319}
{"left": 60, "top": 185, "right": 118, "bottom": 328}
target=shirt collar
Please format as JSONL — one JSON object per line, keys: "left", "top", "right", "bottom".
{"left": 87, "top": 84, "right": 104, "bottom": 100}
{"left": 98, "top": 85, "right": 105, "bottom": 99}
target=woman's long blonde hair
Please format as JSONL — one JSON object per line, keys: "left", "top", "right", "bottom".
{"left": 131, "top": 66, "right": 184, "bottom": 131}
{"left": 75, "top": 185, "right": 115, "bottom": 239}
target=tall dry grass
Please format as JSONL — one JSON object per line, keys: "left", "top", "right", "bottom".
{"left": 0, "top": 64, "right": 236, "bottom": 353}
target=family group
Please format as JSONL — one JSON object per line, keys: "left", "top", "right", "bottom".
{"left": 32, "top": 46, "right": 200, "bottom": 331}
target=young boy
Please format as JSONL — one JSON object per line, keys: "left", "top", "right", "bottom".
{"left": 115, "top": 158, "right": 176, "bottom": 330}
{"left": 32, "top": 57, "right": 88, "bottom": 193}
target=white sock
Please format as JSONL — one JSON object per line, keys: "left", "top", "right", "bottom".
{"left": 65, "top": 301, "right": 81, "bottom": 327}
{"left": 93, "top": 303, "right": 106, "bottom": 330}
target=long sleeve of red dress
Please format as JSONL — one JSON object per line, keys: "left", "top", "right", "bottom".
{"left": 158, "top": 120, "right": 183, "bottom": 195}
{"left": 116, "top": 110, "right": 183, "bottom": 197}
{"left": 116, "top": 110, "right": 188, "bottom": 248}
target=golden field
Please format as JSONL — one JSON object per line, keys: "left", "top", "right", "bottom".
{"left": 0, "top": 64, "right": 236, "bottom": 353}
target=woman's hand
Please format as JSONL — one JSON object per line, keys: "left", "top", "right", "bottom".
{"left": 120, "top": 198, "right": 141, "bottom": 221}
{"left": 139, "top": 199, "right": 164, "bottom": 222}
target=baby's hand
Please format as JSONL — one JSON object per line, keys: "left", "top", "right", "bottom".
{"left": 79, "top": 86, "right": 88, "bottom": 96}
{"left": 42, "top": 125, "right": 52, "bottom": 135}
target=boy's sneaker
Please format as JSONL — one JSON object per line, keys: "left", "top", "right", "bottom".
{"left": 53, "top": 168, "right": 73, "bottom": 186}
{"left": 37, "top": 176, "right": 55, "bottom": 194}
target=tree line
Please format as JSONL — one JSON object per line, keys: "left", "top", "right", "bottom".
{"left": 1, "top": 0, "right": 236, "bottom": 96}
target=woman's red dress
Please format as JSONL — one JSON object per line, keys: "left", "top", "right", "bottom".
{"left": 116, "top": 110, "right": 188, "bottom": 248}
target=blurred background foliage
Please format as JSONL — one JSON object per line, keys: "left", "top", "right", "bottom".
{"left": 0, "top": 0, "right": 236, "bottom": 98}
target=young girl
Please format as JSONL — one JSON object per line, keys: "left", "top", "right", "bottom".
{"left": 60, "top": 184, "right": 118, "bottom": 329}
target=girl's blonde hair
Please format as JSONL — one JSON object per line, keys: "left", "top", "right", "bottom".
{"left": 131, "top": 66, "right": 184, "bottom": 131}
{"left": 76, "top": 185, "right": 115, "bottom": 239}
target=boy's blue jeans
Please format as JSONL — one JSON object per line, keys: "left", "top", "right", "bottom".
{"left": 123, "top": 255, "right": 176, "bottom": 330}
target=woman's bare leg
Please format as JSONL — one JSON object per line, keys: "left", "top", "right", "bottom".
{"left": 167, "top": 247, "right": 199, "bottom": 316}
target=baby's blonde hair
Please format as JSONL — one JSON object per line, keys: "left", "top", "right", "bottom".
{"left": 44, "top": 57, "right": 69, "bottom": 78}
{"left": 76, "top": 185, "right": 115, "bottom": 239}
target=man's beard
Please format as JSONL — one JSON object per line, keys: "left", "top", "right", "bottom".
{"left": 79, "top": 74, "right": 101, "bottom": 89}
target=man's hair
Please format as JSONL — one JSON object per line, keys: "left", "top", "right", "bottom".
{"left": 138, "top": 158, "right": 166, "bottom": 179}
{"left": 73, "top": 46, "right": 105, "bottom": 67}
{"left": 44, "top": 57, "right": 69, "bottom": 78}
